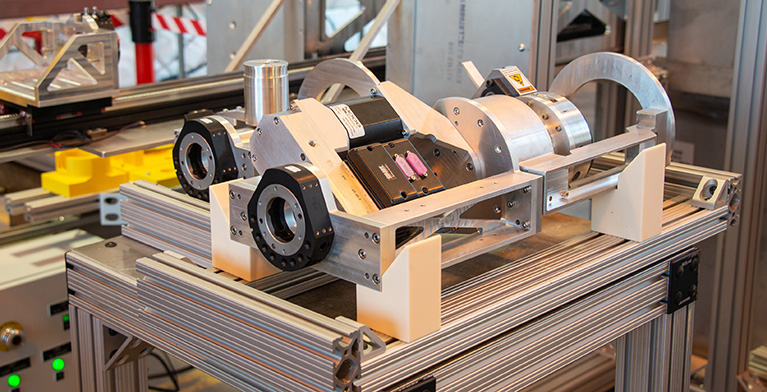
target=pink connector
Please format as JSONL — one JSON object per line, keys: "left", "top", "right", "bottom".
{"left": 394, "top": 154, "right": 417, "bottom": 181}
{"left": 405, "top": 151, "right": 428, "bottom": 177}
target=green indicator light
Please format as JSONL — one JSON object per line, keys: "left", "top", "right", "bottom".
{"left": 7, "top": 374, "right": 20, "bottom": 388}
{"left": 52, "top": 358, "right": 65, "bottom": 372}
{"left": 62, "top": 314, "right": 70, "bottom": 323}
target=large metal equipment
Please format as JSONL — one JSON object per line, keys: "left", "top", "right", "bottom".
{"left": 62, "top": 46, "right": 741, "bottom": 391}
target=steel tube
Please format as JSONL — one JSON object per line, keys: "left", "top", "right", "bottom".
{"left": 243, "top": 59, "right": 289, "bottom": 126}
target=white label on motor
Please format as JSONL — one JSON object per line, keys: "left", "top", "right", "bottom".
{"left": 329, "top": 104, "right": 366, "bottom": 139}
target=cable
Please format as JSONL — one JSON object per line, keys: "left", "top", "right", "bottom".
{"left": 148, "top": 352, "right": 181, "bottom": 392}
{"left": 0, "top": 120, "right": 147, "bottom": 154}
{"left": 148, "top": 365, "right": 194, "bottom": 379}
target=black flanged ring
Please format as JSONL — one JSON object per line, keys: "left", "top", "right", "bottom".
{"left": 248, "top": 164, "right": 334, "bottom": 271}
{"left": 172, "top": 117, "right": 240, "bottom": 201}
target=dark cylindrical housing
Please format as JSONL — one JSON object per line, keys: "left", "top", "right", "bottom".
{"left": 328, "top": 97, "right": 405, "bottom": 149}
{"left": 129, "top": 0, "right": 154, "bottom": 43}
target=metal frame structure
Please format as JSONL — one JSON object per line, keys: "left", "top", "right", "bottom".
{"left": 708, "top": 0, "right": 767, "bottom": 390}
{"left": 66, "top": 156, "right": 738, "bottom": 391}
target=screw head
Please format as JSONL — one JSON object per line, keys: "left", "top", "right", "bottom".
{"left": 493, "top": 206, "right": 501, "bottom": 214}
{"left": 541, "top": 113, "right": 549, "bottom": 120}
{"left": 371, "top": 233, "right": 380, "bottom": 243}
{"left": 453, "top": 107, "right": 461, "bottom": 115}
{"left": 230, "top": 226, "right": 237, "bottom": 235}
{"left": 466, "top": 163, "right": 475, "bottom": 171}
{"left": 675, "top": 265, "right": 685, "bottom": 278}
{"left": 507, "top": 201, "right": 516, "bottom": 208}
{"left": 523, "top": 186, "right": 531, "bottom": 193}
{"left": 494, "top": 145, "right": 502, "bottom": 153}
{"left": 358, "top": 249, "right": 367, "bottom": 259}
{"left": 229, "top": 190, "right": 235, "bottom": 199}
{"left": 104, "top": 241, "right": 117, "bottom": 248}
{"left": 273, "top": 117, "right": 280, "bottom": 125}
{"left": 372, "top": 274, "right": 380, "bottom": 284}
{"left": 308, "top": 140, "right": 316, "bottom": 147}
{"left": 518, "top": 43, "right": 526, "bottom": 51}
{"left": 521, "top": 221, "right": 530, "bottom": 230}
{"left": 240, "top": 212, "right": 247, "bottom": 221}
{"left": 477, "top": 119, "right": 484, "bottom": 127}
{"left": 370, "top": 88, "right": 377, "bottom": 96}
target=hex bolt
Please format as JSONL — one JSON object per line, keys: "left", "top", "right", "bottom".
{"left": 372, "top": 233, "right": 380, "bottom": 243}
{"left": 358, "top": 249, "right": 367, "bottom": 259}
{"left": 691, "top": 255, "right": 700, "bottom": 272}
{"left": 240, "top": 212, "right": 247, "bottom": 221}
{"left": 372, "top": 274, "right": 380, "bottom": 284}
{"left": 308, "top": 140, "right": 317, "bottom": 147}
{"left": 229, "top": 190, "right": 235, "bottom": 199}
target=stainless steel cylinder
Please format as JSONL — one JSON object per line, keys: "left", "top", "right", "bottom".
{"left": 244, "top": 59, "right": 289, "bottom": 126}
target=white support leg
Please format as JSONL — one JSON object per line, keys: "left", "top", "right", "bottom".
{"left": 356, "top": 236, "right": 442, "bottom": 342}
{"left": 209, "top": 183, "right": 280, "bottom": 281}
{"left": 592, "top": 143, "right": 666, "bottom": 242}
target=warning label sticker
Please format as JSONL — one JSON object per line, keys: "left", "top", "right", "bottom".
{"left": 500, "top": 66, "right": 537, "bottom": 95}
{"left": 329, "top": 104, "right": 366, "bottom": 139}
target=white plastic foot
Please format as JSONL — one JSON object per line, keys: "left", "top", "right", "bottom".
{"left": 591, "top": 143, "right": 666, "bottom": 242}
{"left": 356, "top": 236, "right": 442, "bottom": 343}
{"left": 209, "top": 183, "right": 280, "bottom": 280}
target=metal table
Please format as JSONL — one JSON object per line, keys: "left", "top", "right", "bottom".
{"left": 65, "top": 162, "right": 737, "bottom": 392}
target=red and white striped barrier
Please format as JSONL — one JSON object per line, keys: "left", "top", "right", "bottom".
{"left": 110, "top": 10, "right": 206, "bottom": 37}
{"left": 0, "top": 10, "right": 206, "bottom": 40}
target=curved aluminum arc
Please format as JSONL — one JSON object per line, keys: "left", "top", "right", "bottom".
{"left": 297, "top": 58, "right": 381, "bottom": 101}
{"left": 549, "top": 52, "right": 675, "bottom": 165}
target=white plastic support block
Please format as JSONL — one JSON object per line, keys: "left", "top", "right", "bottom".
{"left": 356, "top": 235, "right": 442, "bottom": 343}
{"left": 209, "top": 182, "right": 280, "bottom": 281}
{"left": 591, "top": 143, "right": 666, "bottom": 242}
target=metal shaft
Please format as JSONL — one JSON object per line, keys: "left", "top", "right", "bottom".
{"left": 243, "top": 59, "right": 289, "bottom": 126}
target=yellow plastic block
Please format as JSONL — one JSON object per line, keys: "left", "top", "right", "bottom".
{"left": 113, "top": 145, "right": 179, "bottom": 188}
{"left": 41, "top": 145, "right": 179, "bottom": 198}
{"left": 41, "top": 150, "right": 129, "bottom": 197}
